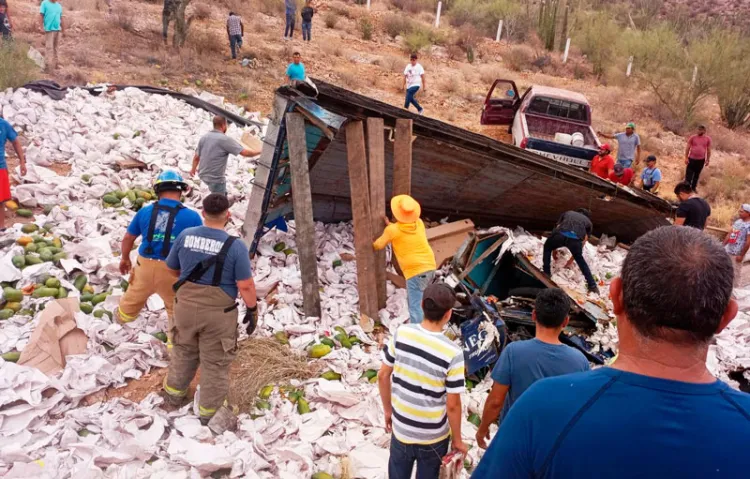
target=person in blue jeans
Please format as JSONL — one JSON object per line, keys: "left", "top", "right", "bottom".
{"left": 472, "top": 226, "right": 750, "bottom": 479}
{"left": 300, "top": 0, "right": 313, "bottom": 41}
{"left": 284, "top": 0, "right": 296, "bottom": 38}
{"left": 475, "top": 288, "right": 590, "bottom": 449}
{"left": 379, "top": 283, "right": 468, "bottom": 479}
{"left": 403, "top": 53, "right": 426, "bottom": 115}
{"left": 226, "top": 12, "right": 243, "bottom": 60}
{"left": 543, "top": 208, "right": 599, "bottom": 293}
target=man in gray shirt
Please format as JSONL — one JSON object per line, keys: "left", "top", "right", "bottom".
{"left": 190, "top": 116, "right": 260, "bottom": 195}
{"left": 599, "top": 122, "right": 641, "bottom": 168}
{"left": 542, "top": 208, "right": 598, "bottom": 294}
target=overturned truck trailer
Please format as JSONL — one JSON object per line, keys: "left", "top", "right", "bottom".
{"left": 243, "top": 81, "right": 673, "bottom": 254}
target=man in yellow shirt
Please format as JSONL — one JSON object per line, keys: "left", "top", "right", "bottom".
{"left": 374, "top": 195, "right": 437, "bottom": 324}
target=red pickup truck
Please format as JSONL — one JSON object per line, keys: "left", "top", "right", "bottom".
{"left": 481, "top": 80, "right": 601, "bottom": 169}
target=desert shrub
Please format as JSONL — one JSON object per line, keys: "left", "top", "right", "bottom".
{"left": 193, "top": 3, "right": 212, "bottom": 21}
{"left": 448, "top": 0, "right": 522, "bottom": 38}
{"left": 573, "top": 10, "right": 619, "bottom": 78}
{"left": 703, "top": 162, "right": 749, "bottom": 203}
{"left": 392, "top": 0, "right": 433, "bottom": 14}
{"left": 187, "top": 30, "right": 225, "bottom": 56}
{"left": 505, "top": 44, "right": 533, "bottom": 71}
{"left": 111, "top": 6, "right": 136, "bottom": 32}
{"left": 711, "top": 128, "right": 750, "bottom": 155}
{"left": 376, "top": 55, "right": 403, "bottom": 73}
{"left": 257, "top": 0, "right": 284, "bottom": 15}
{"left": 0, "top": 42, "right": 37, "bottom": 90}
{"left": 324, "top": 12, "right": 339, "bottom": 29}
{"left": 403, "top": 30, "right": 431, "bottom": 54}
{"left": 359, "top": 16, "right": 374, "bottom": 40}
{"left": 382, "top": 14, "right": 414, "bottom": 38}
{"left": 479, "top": 65, "right": 501, "bottom": 84}
{"left": 335, "top": 69, "right": 362, "bottom": 89}
{"left": 439, "top": 75, "right": 463, "bottom": 94}
{"left": 321, "top": 42, "right": 344, "bottom": 57}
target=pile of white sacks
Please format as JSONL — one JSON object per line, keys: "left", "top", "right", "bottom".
{"left": 0, "top": 87, "right": 748, "bottom": 478}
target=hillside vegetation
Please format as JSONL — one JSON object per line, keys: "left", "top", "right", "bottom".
{"left": 3, "top": 0, "right": 749, "bottom": 227}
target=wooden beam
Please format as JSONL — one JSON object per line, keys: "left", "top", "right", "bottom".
{"left": 367, "top": 118, "right": 387, "bottom": 309}
{"left": 286, "top": 112, "right": 322, "bottom": 318}
{"left": 393, "top": 119, "right": 413, "bottom": 196}
{"left": 346, "top": 120, "right": 378, "bottom": 331}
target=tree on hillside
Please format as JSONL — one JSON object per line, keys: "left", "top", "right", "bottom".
{"left": 163, "top": 0, "right": 193, "bottom": 47}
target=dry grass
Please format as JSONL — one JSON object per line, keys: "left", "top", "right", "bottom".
{"left": 703, "top": 161, "right": 750, "bottom": 204}
{"left": 505, "top": 44, "right": 534, "bottom": 72}
{"left": 382, "top": 14, "right": 415, "bottom": 38}
{"left": 711, "top": 127, "right": 750, "bottom": 155}
{"left": 111, "top": 6, "right": 136, "bottom": 33}
{"left": 324, "top": 11, "right": 340, "bottom": 29}
{"left": 479, "top": 65, "right": 502, "bottom": 84}
{"left": 0, "top": 41, "right": 37, "bottom": 90}
{"left": 186, "top": 30, "right": 226, "bottom": 57}
{"left": 258, "top": 0, "right": 285, "bottom": 15}
{"left": 376, "top": 55, "right": 403, "bottom": 74}
{"left": 229, "top": 338, "right": 321, "bottom": 413}
{"left": 65, "top": 67, "right": 88, "bottom": 85}
{"left": 321, "top": 42, "right": 344, "bottom": 57}
{"left": 335, "top": 68, "right": 363, "bottom": 89}
{"left": 192, "top": 3, "right": 212, "bottom": 21}
{"left": 439, "top": 74, "right": 464, "bottom": 95}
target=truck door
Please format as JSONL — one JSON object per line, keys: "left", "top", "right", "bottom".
{"left": 480, "top": 80, "right": 520, "bottom": 125}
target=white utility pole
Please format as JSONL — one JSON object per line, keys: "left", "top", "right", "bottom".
{"left": 495, "top": 20, "right": 503, "bottom": 42}
{"left": 435, "top": 2, "right": 442, "bottom": 28}
{"left": 562, "top": 38, "right": 571, "bottom": 63}
{"left": 626, "top": 56, "right": 634, "bottom": 77}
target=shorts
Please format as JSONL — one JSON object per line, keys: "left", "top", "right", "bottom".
{"left": 0, "top": 168, "right": 10, "bottom": 203}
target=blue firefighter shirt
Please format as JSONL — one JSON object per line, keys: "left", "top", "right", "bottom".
{"left": 126, "top": 199, "right": 203, "bottom": 260}
{"left": 167, "top": 226, "right": 252, "bottom": 299}
{"left": 471, "top": 368, "right": 750, "bottom": 479}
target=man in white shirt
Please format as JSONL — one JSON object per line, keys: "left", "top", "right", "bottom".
{"left": 403, "top": 53, "right": 425, "bottom": 115}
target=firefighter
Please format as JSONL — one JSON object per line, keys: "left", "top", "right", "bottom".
{"left": 116, "top": 170, "right": 202, "bottom": 350}
{"left": 162, "top": 193, "right": 257, "bottom": 424}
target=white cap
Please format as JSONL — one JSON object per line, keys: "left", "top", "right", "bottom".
{"left": 742, "top": 204, "right": 750, "bottom": 213}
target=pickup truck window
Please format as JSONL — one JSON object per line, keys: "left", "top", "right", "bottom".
{"left": 526, "top": 97, "right": 589, "bottom": 123}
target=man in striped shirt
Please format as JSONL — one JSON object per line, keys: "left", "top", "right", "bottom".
{"left": 379, "top": 283, "right": 468, "bottom": 478}
{"left": 226, "top": 11, "right": 243, "bottom": 59}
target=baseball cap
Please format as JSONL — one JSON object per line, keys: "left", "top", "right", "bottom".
{"left": 422, "top": 283, "right": 460, "bottom": 321}
{"left": 646, "top": 155, "right": 657, "bottom": 163}
{"left": 614, "top": 164, "right": 624, "bottom": 175}
{"left": 626, "top": 122, "right": 636, "bottom": 129}
{"left": 742, "top": 204, "right": 750, "bottom": 213}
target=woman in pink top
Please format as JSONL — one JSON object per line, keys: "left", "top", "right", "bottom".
{"left": 684, "top": 125, "right": 712, "bottom": 191}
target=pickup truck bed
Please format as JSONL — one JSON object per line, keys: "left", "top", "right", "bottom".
{"left": 526, "top": 114, "right": 598, "bottom": 147}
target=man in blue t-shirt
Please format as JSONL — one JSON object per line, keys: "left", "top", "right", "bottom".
{"left": 640, "top": 154, "right": 662, "bottom": 193}
{"left": 286, "top": 52, "right": 306, "bottom": 84}
{"left": 475, "top": 288, "right": 589, "bottom": 449}
{"left": 472, "top": 226, "right": 750, "bottom": 479}
{"left": 163, "top": 193, "right": 257, "bottom": 425}
{"left": 116, "top": 171, "right": 202, "bottom": 351}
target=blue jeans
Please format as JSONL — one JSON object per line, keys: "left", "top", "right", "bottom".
{"left": 617, "top": 158, "right": 634, "bottom": 168}
{"left": 301, "top": 21, "right": 311, "bottom": 41}
{"left": 229, "top": 34, "right": 242, "bottom": 59}
{"left": 388, "top": 435, "right": 449, "bottom": 479}
{"left": 284, "top": 13, "right": 295, "bottom": 37}
{"left": 405, "top": 86, "right": 423, "bottom": 112}
{"left": 543, "top": 232, "right": 598, "bottom": 292}
{"left": 206, "top": 181, "right": 227, "bottom": 195}
{"left": 406, "top": 270, "right": 434, "bottom": 324}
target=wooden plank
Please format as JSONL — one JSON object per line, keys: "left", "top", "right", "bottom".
{"left": 346, "top": 121, "right": 378, "bottom": 331}
{"left": 115, "top": 157, "right": 147, "bottom": 171}
{"left": 392, "top": 119, "right": 413, "bottom": 196}
{"left": 426, "top": 219, "right": 475, "bottom": 267}
{"left": 286, "top": 112, "right": 322, "bottom": 318}
{"left": 367, "top": 118, "right": 387, "bottom": 309}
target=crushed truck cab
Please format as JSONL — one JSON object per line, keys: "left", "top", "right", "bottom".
{"left": 481, "top": 80, "right": 601, "bottom": 170}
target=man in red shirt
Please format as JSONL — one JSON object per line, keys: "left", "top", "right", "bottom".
{"left": 685, "top": 125, "right": 712, "bottom": 191}
{"left": 589, "top": 144, "right": 614, "bottom": 179}
{"left": 609, "top": 164, "right": 634, "bottom": 186}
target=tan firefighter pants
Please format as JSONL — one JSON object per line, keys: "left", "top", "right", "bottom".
{"left": 116, "top": 256, "right": 176, "bottom": 348}
{"left": 163, "top": 282, "right": 239, "bottom": 421}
